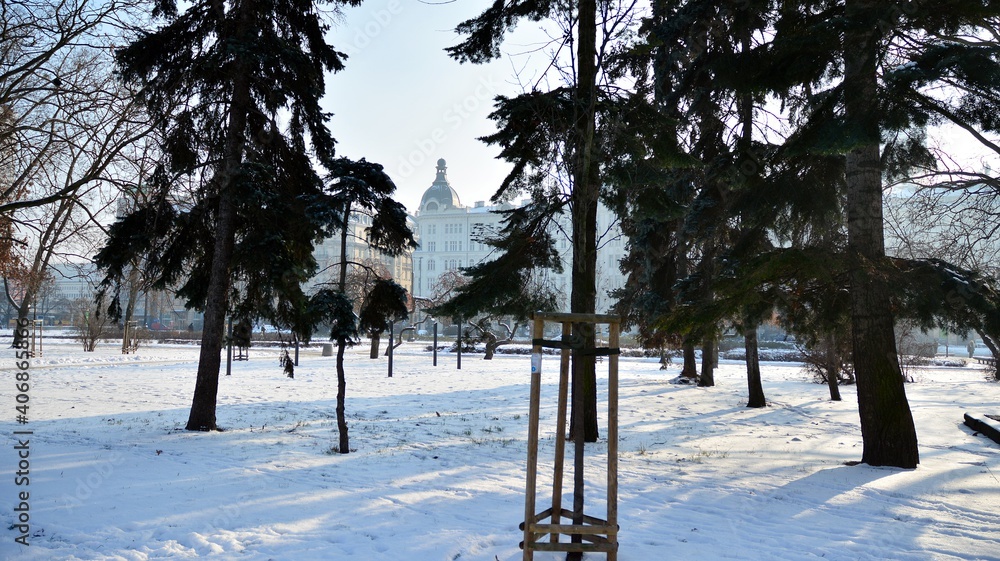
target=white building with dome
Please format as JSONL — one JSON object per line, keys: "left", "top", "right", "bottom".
{"left": 409, "top": 158, "right": 627, "bottom": 317}
{"left": 310, "top": 158, "right": 627, "bottom": 319}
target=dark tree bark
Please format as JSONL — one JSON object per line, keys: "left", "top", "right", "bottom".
{"left": 825, "top": 334, "right": 843, "bottom": 402}
{"left": 185, "top": 66, "right": 248, "bottom": 430}
{"left": 976, "top": 328, "right": 999, "bottom": 364}
{"left": 745, "top": 328, "right": 766, "bottom": 408}
{"left": 184, "top": 31, "right": 253, "bottom": 429}
{"left": 568, "top": 0, "right": 600, "bottom": 445}
{"left": 843, "top": 0, "right": 918, "bottom": 468}
{"left": 120, "top": 265, "right": 141, "bottom": 353}
{"left": 482, "top": 330, "right": 498, "bottom": 360}
{"left": 335, "top": 198, "right": 352, "bottom": 453}
{"left": 681, "top": 338, "right": 698, "bottom": 379}
{"left": 186, "top": 189, "right": 237, "bottom": 430}
{"left": 369, "top": 330, "right": 381, "bottom": 359}
{"left": 698, "top": 336, "right": 715, "bottom": 387}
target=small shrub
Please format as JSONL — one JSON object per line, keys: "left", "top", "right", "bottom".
{"left": 72, "top": 296, "right": 112, "bottom": 352}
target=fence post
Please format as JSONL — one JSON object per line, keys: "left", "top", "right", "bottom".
{"left": 388, "top": 320, "right": 394, "bottom": 378}
{"left": 226, "top": 316, "right": 233, "bottom": 376}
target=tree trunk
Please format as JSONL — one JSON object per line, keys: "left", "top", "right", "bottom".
{"left": 185, "top": 55, "right": 251, "bottom": 432}
{"left": 568, "top": 0, "right": 600, "bottom": 446}
{"left": 843, "top": 0, "right": 918, "bottom": 468}
{"left": 336, "top": 337, "right": 349, "bottom": 452}
{"left": 976, "top": 328, "right": 999, "bottom": 381}
{"left": 369, "top": 330, "right": 380, "bottom": 359}
{"left": 976, "top": 328, "right": 999, "bottom": 361}
{"left": 121, "top": 265, "right": 141, "bottom": 353}
{"left": 12, "top": 197, "right": 73, "bottom": 348}
{"left": 335, "top": 197, "right": 352, "bottom": 453}
{"left": 825, "top": 334, "right": 843, "bottom": 401}
{"left": 681, "top": 338, "right": 698, "bottom": 379}
{"left": 566, "top": 0, "right": 599, "bottom": 556}
{"left": 186, "top": 187, "right": 237, "bottom": 430}
{"left": 745, "top": 328, "right": 766, "bottom": 408}
{"left": 698, "top": 336, "right": 715, "bottom": 387}
{"left": 483, "top": 331, "right": 497, "bottom": 360}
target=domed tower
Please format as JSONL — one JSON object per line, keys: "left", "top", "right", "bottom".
{"left": 419, "top": 158, "right": 462, "bottom": 213}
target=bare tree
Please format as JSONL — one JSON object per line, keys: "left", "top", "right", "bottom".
{"left": 71, "top": 293, "right": 111, "bottom": 351}
{"left": 343, "top": 259, "right": 392, "bottom": 358}
{"left": 1, "top": 0, "right": 154, "bottom": 347}
{"left": 1, "top": 0, "right": 150, "bottom": 215}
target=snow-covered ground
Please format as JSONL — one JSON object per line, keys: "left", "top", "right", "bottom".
{"left": 2, "top": 338, "right": 999, "bottom": 560}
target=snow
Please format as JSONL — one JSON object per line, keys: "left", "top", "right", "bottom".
{"left": 3, "top": 338, "right": 1000, "bottom": 560}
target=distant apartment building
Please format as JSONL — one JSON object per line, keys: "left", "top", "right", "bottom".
{"left": 309, "top": 210, "right": 415, "bottom": 293}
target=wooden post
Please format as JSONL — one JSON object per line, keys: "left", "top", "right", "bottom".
{"left": 607, "top": 321, "right": 620, "bottom": 561}
{"left": 522, "top": 315, "right": 545, "bottom": 561}
{"left": 388, "top": 320, "right": 394, "bottom": 378}
{"left": 457, "top": 316, "right": 462, "bottom": 370}
{"left": 226, "top": 316, "right": 233, "bottom": 376}
{"left": 551, "top": 320, "right": 572, "bottom": 542}
{"left": 31, "top": 319, "right": 42, "bottom": 358}
{"left": 433, "top": 322, "right": 438, "bottom": 366}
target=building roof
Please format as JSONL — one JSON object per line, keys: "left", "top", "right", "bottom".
{"left": 419, "top": 159, "right": 462, "bottom": 212}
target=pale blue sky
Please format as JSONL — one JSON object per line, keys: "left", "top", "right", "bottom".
{"left": 324, "top": 0, "right": 531, "bottom": 213}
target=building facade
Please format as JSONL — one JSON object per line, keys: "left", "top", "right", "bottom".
{"left": 408, "top": 159, "right": 627, "bottom": 318}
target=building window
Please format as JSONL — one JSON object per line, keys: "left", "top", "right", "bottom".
{"left": 428, "top": 259, "right": 436, "bottom": 271}
{"left": 427, "top": 241, "right": 436, "bottom": 252}
{"left": 426, "top": 224, "right": 436, "bottom": 235}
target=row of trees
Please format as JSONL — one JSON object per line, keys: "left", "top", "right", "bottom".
{"left": 90, "top": 0, "right": 417, "bottom": 458}
{"left": 6, "top": 0, "right": 999, "bottom": 471}
{"left": 435, "top": 0, "right": 1000, "bottom": 470}
{"left": 3, "top": 0, "right": 416, "bottom": 455}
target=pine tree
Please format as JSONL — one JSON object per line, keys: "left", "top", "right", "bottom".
{"left": 96, "top": 0, "right": 357, "bottom": 431}
{"left": 751, "top": 0, "right": 1000, "bottom": 467}
{"left": 615, "top": 0, "right": 777, "bottom": 390}
{"left": 324, "top": 157, "right": 415, "bottom": 453}
{"left": 448, "top": 0, "right": 610, "bottom": 443}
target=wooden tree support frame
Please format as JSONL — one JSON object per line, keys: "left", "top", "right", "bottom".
{"left": 234, "top": 346, "right": 249, "bottom": 361}
{"left": 30, "top": 319, "right": 43, "bottom": 358}
{"left": 122, "top": 320, "right": 140, "bottom": 354}
{"left": 521, "top": 312, "right": 620, "bottom": 560}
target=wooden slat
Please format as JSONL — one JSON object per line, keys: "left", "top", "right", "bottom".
{"left": 528, "top": 542, "right": 616, "bottom": 553}
{"left": 558, "top": 509, "right": 609, "bottom": 527}
{"left": 530, "top": 523, "right": 618, "bottom": 536}
{"left": 531, "top": 311, "right": 620, "bottom": 324}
